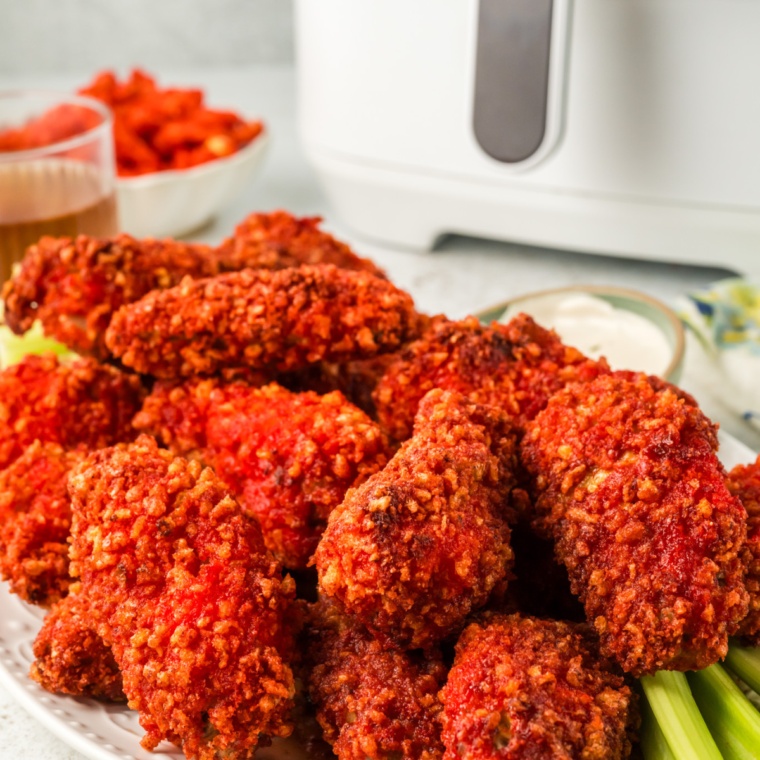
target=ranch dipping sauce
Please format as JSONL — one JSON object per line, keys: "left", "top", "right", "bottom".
{"left": 500, "top": 292, "right": 673, "bottom": 376}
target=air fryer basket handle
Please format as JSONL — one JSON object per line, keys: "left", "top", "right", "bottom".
{"left": 474, "top": 0, "right": 565, "bottom": 164}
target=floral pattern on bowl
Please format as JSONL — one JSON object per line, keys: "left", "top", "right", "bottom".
{"left": 680, "top": 278, "right": 760, "bottom": 430}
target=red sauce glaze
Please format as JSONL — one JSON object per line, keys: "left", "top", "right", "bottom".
{"left": 216, "top": 211, "right": 386, "bottom": 279}
{"left": 2, "top": 234, "right": 216, "bottom": 359}
{"left": 67, "top": 436, "right": 298, "bottom": 760}
{"left": 440, "top": 614, "right": 637, "bottom": 760}
{"left": 521, "top": 373, "right": 748, "bottom": 675}
{"left": 316, "top": 389, "right": 517, "bottom": 651}
{"left": 134, "top": 378, "right": 392, "bottom": 569}
{"left": 373, "top": 314, "right": 607, "bottom": 442}
{"left": 0, "top": 442, "right": 85, "bottom": 606}
{"left": 105, "top": 265, "right": 420, "bottom": 379}
{"left": 305, "top": 598, "right": 445, "bottom": 760}
{"left": 0, "top": 353, "right": 144, "bottom": 470}
{"left": 31, "top": 589, "right": 125, "bottom": 702}
{"left": 726, "top": 455, "right": 760, "bottom": 645}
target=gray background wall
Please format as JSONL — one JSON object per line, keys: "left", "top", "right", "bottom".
{"left": 0, "top": 0, "right": 294, "bottom": 75}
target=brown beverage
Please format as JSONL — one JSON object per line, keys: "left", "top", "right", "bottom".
{"left": 0, "top": 159, "right": 118, "bottom": 285}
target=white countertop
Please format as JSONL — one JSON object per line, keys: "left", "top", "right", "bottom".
{"left": 0, "top": 65, "right": 757, "bottom": 760}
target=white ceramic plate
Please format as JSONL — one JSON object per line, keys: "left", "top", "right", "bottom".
{"left": 0, "top": 431, "right": 754, "bottom": 760}
{"left": 116, "top": 131, "right": 270, "bottom": 240}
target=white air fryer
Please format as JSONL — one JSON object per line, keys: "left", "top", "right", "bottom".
{"left": 295, "top": 0, "right": 760, "bottom": 273}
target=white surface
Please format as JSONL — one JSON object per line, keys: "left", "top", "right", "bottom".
{"left": 0, "top": 0, "right": 293, "bottom": 74}
{"left": 296, "top": 0, "right": 760, "bottom": 271}
{"left": 0, "top": 430, "right": 753, "bottom": 760}
{"left": 0, "top": 63, "right": 759, "bottom": 760}
{"left": 117, "top": 132, "right": 270, "bottom": 239}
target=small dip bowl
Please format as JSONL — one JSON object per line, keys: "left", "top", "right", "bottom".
{"left": 475, "top": 285, "right": 685, "bottom": 383}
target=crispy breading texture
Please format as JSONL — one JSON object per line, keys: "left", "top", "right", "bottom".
{"left": 30, "top": 589, "right": 125, "bottom": 702}
{"left": 315, "top": 389, "right": 517, "bottom": 651}
{"left": 0, "top": 353, "right": 145, "bottom": 471}
{"left": 305, "top": 598, "right": 445, "bottom": 760}
{"left": 2, "top": 234, "right": 217, "bottom": 359}
{"left": 0, "top": 442, "right": 85, "bottom": 606}
{"left": 216, "top": 211, "right": 386, "bottom": 279}
{"left": 67, "top": 435, "right": 298, "bottom": 760}
{"left": 134, "top": 378, "right": 392, "bottom": 569}
{"left": 726, "top": 455, "right": 760, "bottom": 646}
{"left": 521, "top": 373, "right": 749, "bottom": 675}
{"left": 440, "top": 614, "right": 638, "bottom": 760}
{"left": 373, "top": 314, "right": 606, "bottom": 442}
{"left": 105, "top": 265, "right": 419, "bottom": 379}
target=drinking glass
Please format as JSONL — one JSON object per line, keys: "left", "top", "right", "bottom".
{"left": 0, "top": 90, "right": 118, "bottom": 286}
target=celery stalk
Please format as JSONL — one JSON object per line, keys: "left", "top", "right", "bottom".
{"left": 725, "top": 642, "right": 760, "bottom": 696}
{"left": 640, "top": 689, "right": 678, "bottom": 760}
{"left": 687, "top": 664, "right": 760, "bottom": 760}
{"left": 640, "top": 671, "right": 722, "bottom": 760}
{"left": 0, "top": 322, "right": 71, "bottom": 369}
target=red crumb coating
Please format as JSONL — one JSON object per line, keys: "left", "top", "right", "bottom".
{"left": 0, "top": 442, "right": 85, "bottom": 606}
{"left": 68, "top": 435, "right": 298, "bottom": 760}
{"left": 440, "top": 614, "right": 637, "bottom": 760}
{"left": 727, "top": 455, "right": 760, "bottom": 646}
{"left": 0, "top": 353, "right": 145, "bottom": 471}
{"left": 105, "top": 265, "right": 420, "bottom": 379}
{"left": 134, "top": 378, "right": 392, "bottom": 569}
{"left": 315, "top": 389, "right": 517, "bottom": 651}
{"left": 521, "top": 373, "right": 748, "bottom": 676}
{"left": 305, "top": 598, "right": 445, "bottom": 760}
{"left": 373, "top": 314, "right": 606, "bottom": 442}
{"left": 30, "top": 589, "right": 125, "bottom": 701}
{"left": 2, "top": 234, "right": 217, "bottom": 359}
{"left": 216, "top": 210, "right": 386, "bottom": 278}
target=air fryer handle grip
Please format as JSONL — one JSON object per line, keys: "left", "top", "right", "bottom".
{"left": 474, "top": 0, "right": 561, "bottom": 164}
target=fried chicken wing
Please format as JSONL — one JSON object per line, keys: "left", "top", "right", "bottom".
{"left": 726, "top": 455, "right": 760, "bottom": 646}
{"left": 134, "top": 378, "right": 392, "bottom": 568}
{"left": 439, "top": 614, "right": 637, "bottom": 760}
{"left": 67, "top": 435, "right": 298, "bottom": 760}
{"left": 0, "top": 442, "right": 85, "bottom": 606}
{"left": 305, "top": 598, "right": 445, "bottom": 760}
{"left": 521, "top": 372, "right": 749, "bottom": 675}
{"left": 2, "top": 234, "right": 217, "bottom": 359}
{"left": 216, "top": 210, "right": 386, "bottom": 278}
{"left": 0, "top": 353, "right": 144, "bottom": 470}
{"left": 315, "top": 389, "right": 517, "bottom": 651}
{"left": 373, "top": 314, "right": 606, "bottom": 442}
{"left": 106, "top": 265, "right": 419, "bottom": 379}
{"left": 30, "top": 588, "right": 125, "bottom": 701}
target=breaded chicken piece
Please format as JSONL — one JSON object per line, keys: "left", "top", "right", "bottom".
{"left": 440, "top": 614, "right": 637, "bottom": 760}
{"left": 216, "top": 210, "right": 386, "bottom": 279}
{"left": 68, "top": 435, "right": 298, "bottom": 760}
{"left": 726, "top": 455, "right": 760, "bottom": 646}
{"left": 521, "top": 373, "right": 748, "bottom": 676}
{"left": 2, "top": 234, "right": 217, "bottom": 359}
{"left": 305, "top": 598, "right": 446, "bottom": 760}
{"left": 106, "top": 265, "right": 420, "bottom": 379}
{"left": 0, "top": 442, "right": 85, "bottom": 606}
{"left": 134, "top": 378, "right": 392, "bottom": 568}
{"left": 30, "top": 589, "right": 125, "bottom": 702}
{"left": 373, "top": 314, "right": 606, "bottom": 442}
{"left": 0, "top": 353, "right": 145, "bottom": 471}
{"left": 315, "top": 389, "right": 517, "bottom": 651}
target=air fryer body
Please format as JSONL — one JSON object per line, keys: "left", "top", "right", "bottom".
{"left": 295, "top": 0, "right": 760, "bottom": 273}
